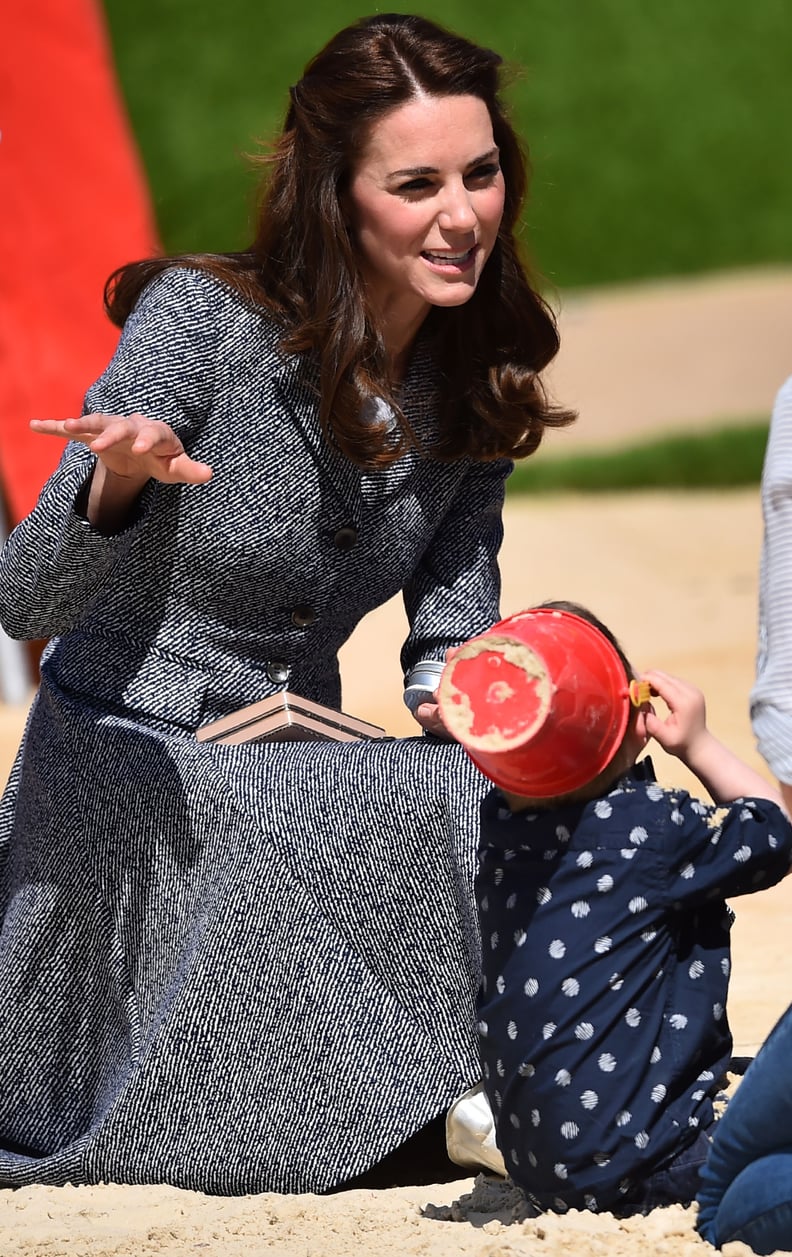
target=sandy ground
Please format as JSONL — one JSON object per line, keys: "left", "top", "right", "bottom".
{"left": 2, "top": 267, "right": 792, "bottom": 1255}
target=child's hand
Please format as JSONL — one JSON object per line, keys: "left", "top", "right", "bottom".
{"left": 640, "top": 669, "right": 708, "bottom": 761}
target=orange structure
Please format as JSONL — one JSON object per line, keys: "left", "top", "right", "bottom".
{"left": 0, "top": 0, "right": 160, "bottom": 526}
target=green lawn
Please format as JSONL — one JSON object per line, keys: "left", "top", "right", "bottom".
{"left": 507, "top": 421, "right": 769, "bottom": 495}
{"left": 102, "top": 0, "right": 792, "bottom": 289}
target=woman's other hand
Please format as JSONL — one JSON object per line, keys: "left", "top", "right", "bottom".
{"left": 30, "top": 414, "right": 213, "bottom": 486}
{"left": 31, "top": 413, "right": 212, "bottom": 532}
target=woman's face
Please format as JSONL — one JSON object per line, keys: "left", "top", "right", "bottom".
{"left": 346, "top": 93, "right": 506, "bottom": 339}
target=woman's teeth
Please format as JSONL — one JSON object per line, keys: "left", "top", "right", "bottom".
{"left": 423, "top": 248, "right": 473, "bottom": 264}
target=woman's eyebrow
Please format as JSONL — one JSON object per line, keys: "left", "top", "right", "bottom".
{"left": 387, "top": 147, "right": 500, "bottom": 179}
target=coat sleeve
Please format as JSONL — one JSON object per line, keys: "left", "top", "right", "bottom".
{"left": 750, "top": 375, "right": 792, "bottom": 784}
{"left": 399, "top": 455, "right": 512, "bottom": 684}
{"left": 0, "top": 268, "right": 217, "bottom": 641}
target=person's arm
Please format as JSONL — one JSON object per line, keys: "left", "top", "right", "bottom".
{"left": 642, "top": 668, "right": 784, "bottom": 809}
{"left": 401, "top": 455, "right": 512, "bottom": 736}
{"left": 750, "top": 376, "right": 792, "bottom": 808}
{"left": 0, "top": 268, "right": 217, "bottom": 641}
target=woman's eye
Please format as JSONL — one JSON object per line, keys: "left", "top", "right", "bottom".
{"left": 467, "top": 163, "right": 500, "bottom": 184}
{"left": 397, "top": 177, "right": 433, "bottom": 194}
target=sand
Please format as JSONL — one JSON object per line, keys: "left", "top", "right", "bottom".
{"left": 2, "top": 267, "right": 792, "bottom": 1255}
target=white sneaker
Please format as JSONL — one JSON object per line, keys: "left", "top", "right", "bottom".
{"left": 445, "top": 1083, "right": 507, "bottom": 1177}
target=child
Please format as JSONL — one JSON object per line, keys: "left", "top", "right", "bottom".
{"left": 445, "top": 601, "right": 792, "bottom": 1215}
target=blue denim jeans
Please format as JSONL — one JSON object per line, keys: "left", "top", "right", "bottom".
{"left": 697, "top": 1002, "right": 792, "bottom": 1253}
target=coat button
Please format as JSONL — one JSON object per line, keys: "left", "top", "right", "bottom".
{"left": 266, "top": 660, "right": 291, "bottom": 684}
{"left": 333, "top": 526, "right": 358, "bottom": 551}
{"left": 290, "top": 604, "right": 316, "bottom": 627}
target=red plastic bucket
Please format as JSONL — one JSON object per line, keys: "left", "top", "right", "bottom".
{"left": 437, "top": 607, "right": 632, "bottom": 797}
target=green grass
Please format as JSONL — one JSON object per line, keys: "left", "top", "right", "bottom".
{"left": 102, "top": 0, "right": 792, "bottom": 289}
{"left": 506, "top": 422, "right": 769, "bottom": 495}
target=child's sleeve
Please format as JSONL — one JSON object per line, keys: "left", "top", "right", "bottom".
{"left": 665, "top": 793, "right": 792, "bottom": 905}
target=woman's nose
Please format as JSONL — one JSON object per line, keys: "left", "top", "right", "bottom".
{"left": 437, "top": 181, "right": 478, "bottom": 232}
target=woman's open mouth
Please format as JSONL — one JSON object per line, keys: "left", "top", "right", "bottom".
{"left": 421, "top": 246, "right": 478, "bottom": 273}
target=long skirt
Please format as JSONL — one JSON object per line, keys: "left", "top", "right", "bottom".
{"left": 0, "top": 674, "right": 489, "bottom": 1194}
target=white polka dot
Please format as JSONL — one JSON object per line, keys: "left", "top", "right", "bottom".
{"left": 581, "top": 1090, "right": 599, "bottom": 1110}
{"left": 651, "top": 1046, "right": 662, "bottom": 1063}
{"left": 480, "top": 895, "right": 489, "bottom": 913}
{"left": 556, "top": 825, "right": 570, "bottom": 843}
{"left": 496, "top": 975, "right": 506, "bottom": 994}
{"left": 507, "top": 1021, "right": 518, "bottom": 1040}
{"left": 527, "top": 1150, "right": 537, "bottom": 1167}
{"left": 692, "top": 1089, "right": 706, "bottom": 1102}
{"left": 514, "top": 929, "right": 527, "bottom": 947}
{"left": 549, "top": 939, "right": 566, "bottom": 959}
{"left": 543, "top": 1022, "right": 557, "bottom": 1040}
{"left": 584, "top": 1195, "right": 598, "bottom": 1212}
{"left": 721, "top": 958, "right": 731, "bottom": 976}
{"left": 477, "top": 1020, "right": 488, "bottom": 1035}
{"left": 630, "top": 826, "right": 648, "bottom": 845}
{"left": 646, "top": 784, "right": 664, "bottom": 801}
{"left": 629, "top": 896, "right": 649, "bottom": 913}
{"left": 691, "top": 799, "right": 707, "bottom": 815}
{"left": 641, "top": 929, "right": 657, "bottom": 943}
{"left": 562, "top": 978, "right": 580, "bottom": 997}
{"left": 561, "top": 1121, "right": 579, "bottom": 1140}
{"left": 689, "top": 960, "right": 705, "bottom": 980}
{"left": 524, "top": 977, "right": 539, "bottom": 997}
{"left": 625, "top": 1008, "right": 641, "bottom": 1027}
{"left": 594, "top": 936, "right": 613, "bottom": 954}
{"left": 531, "top": 1109, "right": 541, "bottom": 1126}
{"left": 616, "top": 1110, "right": 631, "bottom": 1127}
{"left": 518, "top": 1062, "right": 535, "bottom": 1077}
{"left": 506, "top": 893, "right": 517, "bottom": 910}
{"left": 594, "top": 800, "right": 613, "bottom": 819}
{"left": 594, "top": 1152, "right": 611, "bottom": 1166}
{"left": 494, "top": 868, "right": 504, "bottom": 885}
{"left": 733, "top": 845, "right": 751, "bottom": 863}
{"left": 576, "top": 851, "right": 594, "bottom": 869}
{"left": 713, "top": 1002, "right": 724, "bottom": 1020}
{"left": 597, "top": 875, "right": 614, "bottom": 893}
{"left": 680, "top": 862, "right": 695, "bottom": 879}
{"left": 554, "top": 1162, "right": 569, "bottom": 1179}
{"left": 609, "top": 973, "right": 624, "bottom": 991}
{"left": 599, "top": 1053, "right": 618, "bottom": 1072}
{"left": 769, "top": 833, "right": 779, "bottom": 849}
{"left": 575, "top": 1022, "right": 594, "bottom": 1040}
{"left": 689, "top": 1115, "right": 700, "bottom": 1128}
{"left": 537, "top": 886, "right": 552, "bottom": 905}
{"left": 651, "top": 1084, "right": 667, "bottom": 1103}
{"left": 510, "top": 1113, "right": 521, "bottom": 1129}
{"left": 620, "top": 848, "right": 637, "bottom": 860}
{"left": 698, "top": 1070, "right": 715, "bottom": 1082}
{"left": 635, "top": 1131, "right": 650, "bottom": 1149}
{"left": 555, "top": 1069, "right": 572, "bottom": 1087}
{"left": 670, "top": 1013, "right": 689, "bottom": 1030}
{"left": 572, "top": 899, "right": 591, "bottom": 918}
{"left": 496, "top": 1058, "right": 505, "bottom": 1077}
{"left": 671, "top": 810, "right": 685, "bottom": 826}
{"left": 740, "top": 807, "right": 753, "bottom": 822}
{"left": 490, "top": 932, "right": 499, "bottom": 950}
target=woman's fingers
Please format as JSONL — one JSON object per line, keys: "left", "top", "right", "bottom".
{"left": 30, "top": 414, "right": 213, "bottom": 485}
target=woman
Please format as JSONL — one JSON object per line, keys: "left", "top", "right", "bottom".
{"left": 0, "top": 14, "right": 573, "bottom": 1194}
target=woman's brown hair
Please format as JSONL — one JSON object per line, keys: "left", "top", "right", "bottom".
{"left": 106, "top": 12, "right": 575, "bottom": 468}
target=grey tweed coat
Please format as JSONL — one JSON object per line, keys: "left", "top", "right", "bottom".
{"left": 0, "top": 268, "right": 512, "bottom": 1194}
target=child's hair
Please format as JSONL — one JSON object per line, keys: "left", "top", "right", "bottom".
{"left": 513, "top": 599, "right": 642, "bottom": 808}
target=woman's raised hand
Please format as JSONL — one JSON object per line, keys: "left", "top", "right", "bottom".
{"left": 30, "top": 414, "right": 213, "bottom": 486}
